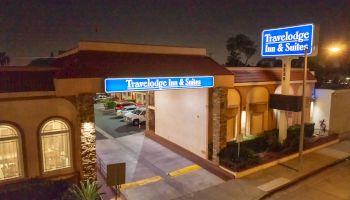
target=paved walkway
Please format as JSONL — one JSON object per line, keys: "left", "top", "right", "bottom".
{"left": 266, "top": 159, "right": 350, "bottom": 200}
{"left": 176, "top": 140, "right": 350, "bottom": 200}
{"left": 96, "top": 133, "right": 224, "bottom": 200}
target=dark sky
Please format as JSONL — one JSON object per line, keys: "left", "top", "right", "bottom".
{"left": 1, "top": 0, "right": 350, "bottom": 65}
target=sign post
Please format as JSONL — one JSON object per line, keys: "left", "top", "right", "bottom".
{"left": 299, "top": 48, "right": 308, "bottom": 171}
{"left": 107, "top": 163, "right": 126, "bottom": 197}
{"left": 261, "top": 24, "right": 318, "bottom": 170}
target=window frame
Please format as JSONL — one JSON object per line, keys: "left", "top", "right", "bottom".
{"left": 39, "top": 118, "right": 73, "bottom": 174}
{"left": 0, "top": 123, "right": 24, "bottom": 182}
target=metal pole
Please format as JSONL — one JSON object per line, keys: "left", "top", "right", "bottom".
{"left": 299, "top": 48, "right": 308, "bottom": 171}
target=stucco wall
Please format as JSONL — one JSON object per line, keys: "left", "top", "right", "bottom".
{"left": 155, "top": 88, "right": 209, "bottom": 158}
{"left": 0, "top": 97, "right": 80, "bottom": 182}
{"left": 329, "top": 89, "right": 350, "bottom": 134}
{"left": 235, "top": 84, "right": 278, "bottom": 131}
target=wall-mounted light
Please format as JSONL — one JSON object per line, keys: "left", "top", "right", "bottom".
{"left": 241, "top": 111, "right": 246, "bottom": 134}
{"left": 81, "top": 122, "right": 95, "bottom": 138}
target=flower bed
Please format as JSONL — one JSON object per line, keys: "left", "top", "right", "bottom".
{"left": 219, "top": 123, "right": 338, "bottom": 172}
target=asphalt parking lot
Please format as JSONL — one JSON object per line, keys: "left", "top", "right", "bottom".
{"left": 94, "top": 103, "right": 145, "bottom": 139}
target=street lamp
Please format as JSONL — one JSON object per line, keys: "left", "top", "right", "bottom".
{"left": 326, "top": 43, "right": 346, "bottom": 55}
{"left": 329, "top": 47, "right": 341, "bottom": 53}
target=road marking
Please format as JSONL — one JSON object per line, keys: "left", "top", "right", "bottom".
{"left": 96, "top": 126, "right": 114, "bottom": 139}
{"left": 119, "top": 176, "right": 162, "bottom": 190}
{"left": 257, "top": 177, "right": 290, "bottom": 192}
{"left": 167, "top": 164, "right": 201, "bottom": 177}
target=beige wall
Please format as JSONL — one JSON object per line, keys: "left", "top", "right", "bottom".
{"left": 0, "top": 97, "right": 80, "bottom": 182}
{"left": 55, "top": 78, "right": 104, "bottom": 96}
{"left": 227, "top": 89, "right": 240, "bottom": 141}
{"left": 313, "top": 89, "right": 333, "bottom": 130}
{"left": 155, "top": 88, "right": 209, "bottom": 158}
{"left": 235, "top": 84, "right": 278, "bottom": 134}
{"left": 329, "top": 89, "right": 350, "bottom": 134}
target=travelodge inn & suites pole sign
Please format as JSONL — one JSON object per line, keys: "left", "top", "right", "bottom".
{"left": 261, "top": 23, "right": 318, "bottom": 143}
{"left": 261, "top": 24, "right": 316, "bottom": 57}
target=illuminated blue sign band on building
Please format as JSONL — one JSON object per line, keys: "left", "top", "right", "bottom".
{"left": 261, "top": 24, "right": 314, "bottom": 57}
{"left": 105, "top": 76, "right": 214, "bottom": 93}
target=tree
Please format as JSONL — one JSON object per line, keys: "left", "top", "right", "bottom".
{"left": 0, "top": 52, "right": 10, "bottom": 66}
{"left": 226, "top": 34, "right": 257, "bottom": 66}
{"left": 256, "top": 58, "right": 282, "bottom": 67}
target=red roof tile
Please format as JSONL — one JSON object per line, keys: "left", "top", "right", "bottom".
{"left": 0, "top": 67, "right": 57, "bottom": 93}
{"left": 54, "top": 51, "right": 232, "bottom": 78}
{"left": 227, "top": 67, "right": 316, "bottom": 83}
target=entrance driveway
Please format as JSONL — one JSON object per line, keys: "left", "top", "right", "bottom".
{"left": 96, "top": 133, "right": 224, "bottom": 200}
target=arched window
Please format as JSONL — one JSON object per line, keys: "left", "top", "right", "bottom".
{"left": 0, "top": 124, "right": 23, "bottom": 181}
{"left": 40, "top": 119, "right": 72, "bottom": 172}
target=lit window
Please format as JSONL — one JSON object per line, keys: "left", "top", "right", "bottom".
{"left": 40, "top": 119, "right": 71, "bottom": 172}
{"left": 0, "top": 124, "right": 23, "bottom": 181}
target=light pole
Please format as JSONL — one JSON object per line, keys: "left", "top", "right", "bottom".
{"left": 299, "top": 48, "right": 308, "bottom": 171}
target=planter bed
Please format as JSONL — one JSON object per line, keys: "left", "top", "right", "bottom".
{"left": 219, "top": 133, "right": 339, "bottom": 178}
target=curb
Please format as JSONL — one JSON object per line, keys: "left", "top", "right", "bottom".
{"left": 259, "top": 156, "right": 350, "bottom": 199}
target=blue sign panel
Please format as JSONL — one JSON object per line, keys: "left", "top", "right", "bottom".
{"left": 261, "top": 24, "right": 314, "bottom": 57}
{"left": 105, "top": 76, "right": 214, "bottom": 93}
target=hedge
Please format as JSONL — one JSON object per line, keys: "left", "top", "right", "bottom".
{"left": 0, "top": 178, "right": 72, "bottom": 200}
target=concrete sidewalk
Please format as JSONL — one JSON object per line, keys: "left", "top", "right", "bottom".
{"left": 176, "top": 140, "right": 350, "bottom": 200}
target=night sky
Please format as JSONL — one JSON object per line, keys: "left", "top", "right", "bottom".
{"left": 1, "top": 0, "right": 350, "bottom": 65}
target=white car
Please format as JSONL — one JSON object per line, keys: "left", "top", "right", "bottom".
{"left": 93, "top": 94, "right": 109, "bottom": 103}
{"left": 116, "top": 105, "right": 137, "bottom": 117}
{"left": 124, "top": 108, "right": 146, "bottom": 126}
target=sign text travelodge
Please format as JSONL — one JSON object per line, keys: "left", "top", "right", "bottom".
{"left": 261, "top": 24, "right": 315, "bottom": 57}
{"left": 105, "top": 76, "right": 214, "bottom": 93}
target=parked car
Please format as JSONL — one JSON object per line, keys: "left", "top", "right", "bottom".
{"left": 116, "top": 105, "right": 137, "bottom": 117}
{"left": 93, "top": 94, "right": 109, "bottom": 103}
{"left": 124, "top": 108, "right": 146, "bottom": 126}
{"left": 115, "top": 101, "right": 135, "bottom": 111}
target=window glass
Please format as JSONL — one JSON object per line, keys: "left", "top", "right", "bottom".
{"left": 41, "top": 119, "right": 71, "bottom": 172}
{"left": 133, "top": 110, "right": 142, "bottom": 115}
{"left": 0, "top": 125, "right": 23, "bottom": 181}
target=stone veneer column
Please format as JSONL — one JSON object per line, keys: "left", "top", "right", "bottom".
{"left": 212, "top": 88, "right": 228, "bottom": 165}
{"left": 76, "top": 93, "right": 97, "bottom": 180}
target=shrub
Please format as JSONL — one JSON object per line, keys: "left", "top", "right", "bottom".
{"left": 208, "top": 143, "right": 213, "bottom": 160}
{"left": 0, "top": 178, "right": 70, "bottom": 200}
{"left": 69, "top": 180, "right": 104, "bottom": 200}
{"left": 233, "top": 129, "right": 279, "bottom": 153}
{"left": 305, "top": 123, "right": 315, "bottom": 137}
{"left": 219, "top": 144, "right": 260, "bottom": 171}
{"left": 103, "top": 99, "right": 116, "bottom": 110}
{"left": 284, "top": 125, "right": 307, "bottom": 153}
{"left": 287, "top": 123, "right": 315, "bottom": 139}
{"left": 265, "top": 130, "right": 284, "bottom": 152}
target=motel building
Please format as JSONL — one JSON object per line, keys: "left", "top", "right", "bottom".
{"left": 0, "top": 41, "right": 316, "bottom": 185}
